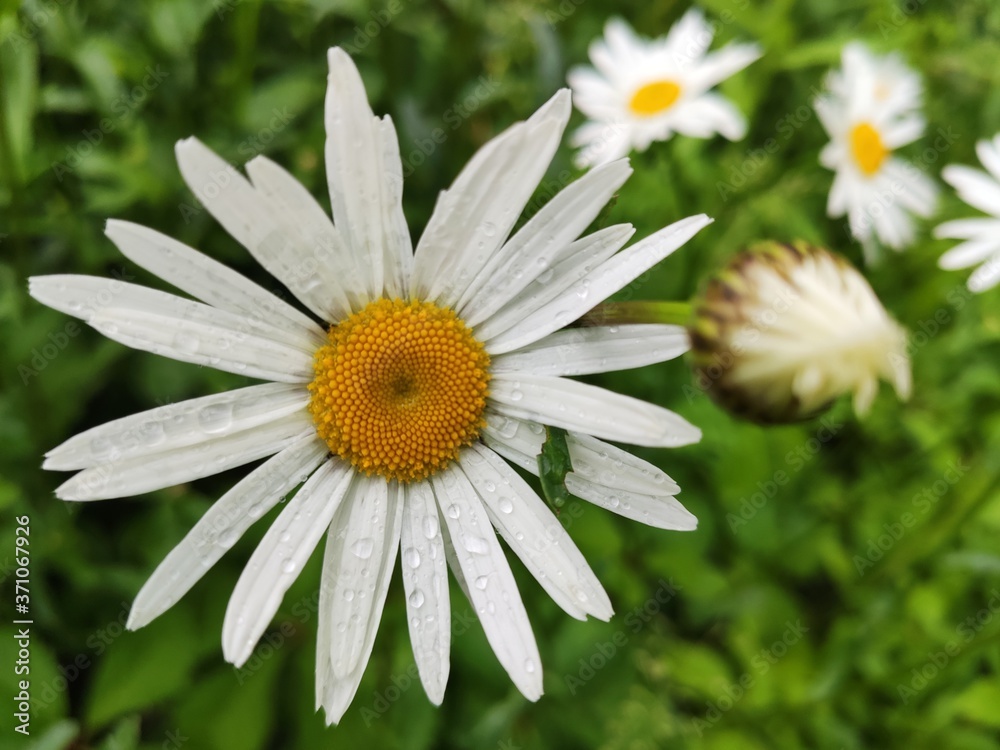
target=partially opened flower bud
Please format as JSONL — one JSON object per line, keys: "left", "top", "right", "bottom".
{"left": 688, "top": 241, "right": 911, "bottom": 423}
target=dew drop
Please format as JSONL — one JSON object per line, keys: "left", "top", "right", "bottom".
{"left": 474, "top": 575, "right": 489, "bottom": 590}
{"left": 498, "top": 497, "right": 514, "bottom": 514}
{"left": 351, "top": 537, "right": 374, "bottom": 560}
{"left": 463, "top": 536, "right": 489, "bottom": 555}
{"left": 197, "top": 403, "right": 234, "bottom": 434}
{"left": 344, "top": 589, "right": 355, "bottom": 602}
{"left": 423, "top": 516, "right": 440, "bottom": 539}
{"left": 408, "top": 590, "right": 425, "bottom": 608}
{"left": 217, "top": 529, "right": 238, "bottom": 548}
{"left": 403, "top": 547, "right": 421, "bottom": 568}
{"left": 525, "top": 658, "right": 536, "bottom": 673}
{"left": 446, "top": 504, "right": 461, "bottom": 520}
{"left": 281, "top": 557, "right": 297, "bottom": 573}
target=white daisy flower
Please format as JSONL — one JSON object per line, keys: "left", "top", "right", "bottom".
{"left": 31, "top": 48, "right": 710, "bottom": 724}
{"left": 815, "top": 42, "right": 937, "bottom": 262}
{"left": 934, "top": 134, "right": 1000, "bottom": 292}
{"left": 689, "top": 241, "right": 911, "bottom": 422}
{"left": 567, "top": 11, "right": 761, "bottom": 168}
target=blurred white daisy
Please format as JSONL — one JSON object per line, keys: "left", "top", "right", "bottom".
{"left": 31, "top": 48, "right": 709, "bottom": 724}
{"left": 689, "top": 241, "right": 911, "bottom": 422}
{"left": 567, "top": 11, "right": 761, "bottom": 168}
{"left": 815, "top": 42, "right": 937, "bottom": 262}
{"left": 934, "top": 134, "right": 1000, "bottom": 292}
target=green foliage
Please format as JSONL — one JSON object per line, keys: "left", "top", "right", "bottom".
{"left": 3, "top": 0, "right": 1000, "bottom": 748}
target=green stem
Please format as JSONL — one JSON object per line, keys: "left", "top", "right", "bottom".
{"left": 579, "top": 301, "right": 693, "bottom": 327}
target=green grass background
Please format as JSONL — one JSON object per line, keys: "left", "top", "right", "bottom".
{"left": 3, "top": 0, "right": 1000, "bottom": 748}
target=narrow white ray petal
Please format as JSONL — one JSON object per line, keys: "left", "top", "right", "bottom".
{"left": 325, "top": 49, "right": 412, "bottom": 301}
{"left": 105, "top": 219, "right": 324, "bottom": 341}
{"left": 942, "top": 165, "right": 1000, "bottom": 217}
{"left": 688, "top": 43, "right": 762, "bottom": 91}
{"left": 482, "top": 411, "right": 681, "bottom": 496}
{"left": 29, "top": 275, "right": 315, "bottom": 382}
{"left": 461, "top": 443, "right": 613, "bottom": 621}
{"left": 480, "top": 413, "right": 696, "bottom": 531}
{"left": 934, "top": 217, "right": 1000, "bottom": 240}
{"left": 317, "top": 478, "right": 403, "bottom": 723}
{"left": 399, "top": 481, "right": 450, "bottom": 704}
{"left": 431, "top": 466, "right": 542, "bottom": 701}
{"left": 490, "top": 324, "right": 688, "bottom": 377}
{"left": 672, "top": 92, "right": 748, "bottom": 141}
{"left": 489, "top": 373, "right": 701, "bottom": 448}
{"left": 45, "top": 383, "right": 308, "bottom": 471}
{"left": 127, "top": 435, "right": 328, "bottom": 630}
{"left": 376, "top": 115, "right": 414, "bottom": 298}
{"left": 473, "top": 224, "right": 634, "bottom": 342}
{"left": 563, "top": 475, "right": 698, "bottom": 531}
{"left": 244, "top": 155, "right": 361, "bottom": 320}
{"left": 223, "top": 459, "right": 353, "bottom": 667}
{"left": 882, "top": 116, "right": 925, "bottom": 149}
{"left": 56, "top": 412, "right": 315, "bottom": 501}
{"left": 411, "top": 91, "right": 572, "bottom": 306}
{"left": 939, "top": 238, "right": 1000, "bottom": 270}
{"left": 484, "top": 214, "right": 712, "bottom": 354}
{"left": 176, "top": 137, "right": 349, "bottom": 321}
{"left": 976, "top": 136, "right": 1000, "bottom": 184}
{"left": 968, "top": 254, "right": 1000, "bottom": 292}
{"left": 457, "top": 159, "right": 633, "bottom": 325}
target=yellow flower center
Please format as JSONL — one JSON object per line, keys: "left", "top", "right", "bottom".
{"left": 629, "top": 80, "right": 682, "bottom": 117}
{"left": 849, "top": 122, "right": 889, "bottom": 176}
{"left": 308, "top": 298, "right": 490, "bottom": 483}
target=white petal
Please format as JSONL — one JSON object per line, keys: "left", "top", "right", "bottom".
{"left": 473, "top": 224, "right": 634, "bottom": 342}
{"left": 127, "top": 434, "right": 328, "bottom": 630}
{"left": 488, "top": 372, "right": 700, "bottom": 448}
{"left": 480, "top": 413, "right": 696, "bottom": 531}
{"left": 490, "top": 324, "right": 688, "bottom": 377}
{"left": 175, "top": 137, "right": 346, "bottom": 321}
{"left": 223, "top": 459, "right": 353, "bottom": 667}
{"left": 665, "top": 8, "right": 713, "bottom": 62}
{"left": 967, "top": 254, "right": 1000, "bottom": 292}
{"left": 432, "top": 466, "right": 542, "bottom": 701}
{"left": 672, "top": 93, "right": 748, "bottom": 141}
{"left": 411, "top": 91, "right": 572, "bottom": 307}
{"left": 457, "top": 159, "right": 633, "bottom": 326}
{"left": 105, "top": 219, "right": 324, "bottom": 341}
{"left": 243, "top": 156, "right": 362, "bottom": 320}
{"left": 942, "top": 165, "right": 1000, "bottom": 216}
{"left": 460, "top": 443, "right": 613, "bottom": 621}
{"left": 399, "top": 481, "right": 450, "bottom": 705}
{"left": 28, "top": 275, "right": 315, "bottom": 382}
{"left": 56, "top": 411, "right": 314, "bottom": 501}
{"left": 687, "top": 43, "right": 762, "bottom": 92}
{"left": 316, "top": 478, "right": 404, "bottom": 723}
{"left": 976, "top": 136, "right": 1000, "bottom": 183}
{"left": 325, "top": 49, "right": 413, "bottom": 301}
{"left": 939, "top": 238, "right": 1000, "bottom": 270}
{"left": 483, "top": 214, "right": 712, "bottom": 354}
{"left": 934, "top": 217, "right": 1000, "bottom": 240}
{"left": 45, "top": 383, "right": 309, "bottom": 471}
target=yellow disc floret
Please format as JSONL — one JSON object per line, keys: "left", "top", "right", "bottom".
{"left": 849, "top": 122, "right": 889, "bottom": 176}
{"left": 308, "top": 298, "right": 490, "bottom": 482}
{"left": 629, "top": 80, "right": 682, "bottom": 117}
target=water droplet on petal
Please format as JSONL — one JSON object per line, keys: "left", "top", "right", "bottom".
{"left": 463, "top": 536, "right": 489, "bottom": 555}
{"left": 408, "top": 590, "right": 425, "bottom": 608}
{"left": 351, "top": 538, "right": 374, "bottom": 559}
{"left": 281, "top": 557, "right": 296, "bottom": 573}
{"left": 403, "top": 547, "right": 421, "bottom": 568}
{"left": 474, "top": 575, "right": 489, "bottom": 590}
{"left": 498, "top": 497, "right": 514, "bottom": 514}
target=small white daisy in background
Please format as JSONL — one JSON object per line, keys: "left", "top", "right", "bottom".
{"left": 567, "top": 10, "right": 761, "bottom": 168}
{"left": 934, "top": 134, "right": 1000, "bottom": 292}
{"left": 688, "top": 241, "right": 911, "bottom": 423}
{"left": 31, "top": 48, "right": 710, "bottom": 724}
{"left": 814, "top": 42, "right": 938, "bottom": 263}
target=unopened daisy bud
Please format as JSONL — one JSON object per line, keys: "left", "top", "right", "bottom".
{"left": 688, "top": 241, "right": 911, "bottom": 423}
